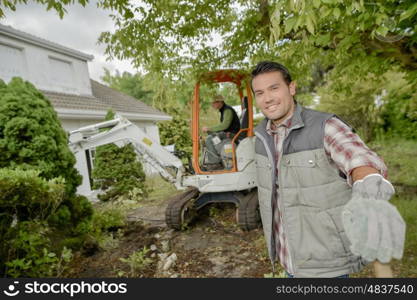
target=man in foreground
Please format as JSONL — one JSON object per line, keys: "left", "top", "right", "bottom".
{"left": 251, "top": 61, "right": 405, "bottom": 277}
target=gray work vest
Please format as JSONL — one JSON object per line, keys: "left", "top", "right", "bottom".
{"left": 254, "top": 104, "right": 367, "bottom": 277}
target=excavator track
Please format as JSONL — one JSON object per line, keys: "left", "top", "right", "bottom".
{"left": 165, "top": 187, "right": 200, "bottom": 230}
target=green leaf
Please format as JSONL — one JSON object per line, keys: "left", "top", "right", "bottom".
{"left": 306, "top": 16, "right": 315, "bottom": 34}
{"left": 315, "top": 33, "right": 331, "bottom": 45}
{"left": 313, "top": 0, "right": 321, "bottom": 9}
{"left": 399, "top": 3, "right": 417, "bottom": 22}
{"left": 333, "top": 7, "right": 341, "bottom": 19}
{"left": 284, "top": 16, "right": 297, "bottom": 33}
{"left": 375, "top": 26, "right": 389, "bottom": 37}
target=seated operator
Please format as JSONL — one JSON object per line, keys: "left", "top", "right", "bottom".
{"left": 202, "top": 95, "right": 240, "bottom": 170}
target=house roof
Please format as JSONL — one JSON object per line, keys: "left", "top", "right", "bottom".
{"left": 0, "top": 23, "right": 94, "bottom": 61}
{"left": 42, "top": 79, "right": 171, "bottom": 121}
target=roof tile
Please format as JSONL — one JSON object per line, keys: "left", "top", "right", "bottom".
{"left": 41, "top": 79, "right": 169, "bottom": 119}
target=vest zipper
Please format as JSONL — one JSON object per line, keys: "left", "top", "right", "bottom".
{"left": 255, "top": 131, "right": 296, "bottom": 276}
{"left": 277, "top": 150, "right": 296, "bottom": 276}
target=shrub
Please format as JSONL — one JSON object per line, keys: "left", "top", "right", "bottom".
{"left": 378, "top": 72, "right": 417, "bottom": 140}
{"left": 0, "top": 77, "right": 81, "bottom": 195}
{"left": 119, "top": 247, "right": 153, "bottom": 276}
{"left": 4, "top": 221, "right": 73, "bottom": 278}
{"left": 157, "top": 107, "right": 192, "bottom": 159}
{"left": 88, "top": 202, "right": 127, "bottom": 250}
{"left": 0, "top": 78, "right": 93, "bottom": 276}
{"left": 0, "top": 168, "right": 64, "bottom": 223}
{"left": 0, "top": 77, "right": 93, "bottom": 226}
{"left": 92, "top": 110, "right": 149, "bottom": 202}
{"left": 0, "top": 169, "right": 70, "bottom": 277}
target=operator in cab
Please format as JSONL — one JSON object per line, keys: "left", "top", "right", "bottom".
{"left": 202, "top": 95, "right": 240, "bottom": 170}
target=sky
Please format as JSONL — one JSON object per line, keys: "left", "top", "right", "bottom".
{"left": 1, "top": 1, "right": 137, "bottom": 82}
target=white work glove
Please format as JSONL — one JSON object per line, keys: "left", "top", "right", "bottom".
{"left": 342, "top": 174, "right": 406, "bottom": 263}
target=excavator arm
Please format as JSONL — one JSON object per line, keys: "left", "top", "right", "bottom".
{"left": 69, "top": 115, "right": 185, "bottom": 197}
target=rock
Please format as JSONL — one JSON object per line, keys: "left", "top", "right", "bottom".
{"left": 163, "top": 253, "right": 177, "bottom": 271}
{"left": 157, "top": 253, "right": 168, "bottom": 270}
{"left": 158, "top": 253, "right": 168, "bottom": 260}
{"left": 161, "top": 240, "right": 170, "bottom": 252}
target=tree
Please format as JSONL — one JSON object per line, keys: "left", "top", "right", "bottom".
{"left": 7, "top": 0, "right": 415, "bottom": 141}
{"left": 0, "top": 168, "right": 68, "bottom": 277}
{"left": 98, "top": 0, "right": 417, "bottom": 87}
{"left": 316, "top": 68, "right": 417, "bottom": 141}
{"left": 316, "top": 73, "right": 384, "bottom": 142}
{"left": 3, "top": 1, "right": 416, "bottom": 79}
{"left": 0, "top": 0, "right": 130, "bottom": 18}
{"left": 0, "top": 77, "right": 92, "bottom": 236}
{"left": 379, "top": 70, "right": 417, "bottom": 139}
{"left": 0, "top": 77, "right": 81, "bottom": 196}
{"left": 101, "top": 68, "right": 153, "bottom": 106}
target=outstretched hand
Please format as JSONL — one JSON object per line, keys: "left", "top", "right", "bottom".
{"left": 342, "top": 173, "right": 406, "bottom": 277}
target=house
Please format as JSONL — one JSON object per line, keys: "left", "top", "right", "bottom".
{"left": 0, "top": 23, "right": 170, "bottom": 139}
{"left": 0, "top": 23, "right": 171, "bottom": 196}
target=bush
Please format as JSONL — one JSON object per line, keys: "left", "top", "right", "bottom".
{"left": 0, "top": 168, "right": 64, "bottom": 223}
{"left": 0, "top": 169, "right": 70, "bottom": 277}
{"left": 158, "top": 107, "right": 192, "bottom": 158}
{"left": 0, "top": 78, "right": 93, "bottom": 276}
{"left": 0, "top": 77, "right": 81, "bottom": 195}
{"left": 4, "top": 221, "right": 72, "bottom": 278}
{"left": 378, "top": 72, "right": 417, "bottom": 140}
{"left": 119, "top": 247, "right": 153, "bottom": 277}
{"left": 92, "top": 110, "right": 149, "bottom": 202}
{"left": 0, "top": 77, "right": 93, "bottom": 230}
{"left": 88, "top": 202, "right": 127, "bottom": 250}
{"left": 317, "top": 74, "right": 382, "bottom": 142}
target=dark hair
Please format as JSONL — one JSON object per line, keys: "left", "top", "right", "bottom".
{"left": 251, "top": 61, "right": 292, "bottom": 85}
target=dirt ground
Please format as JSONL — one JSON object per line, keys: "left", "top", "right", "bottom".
{"left": 65, "top": 189, "right": 412, "bottom": 278}
{"left": 66, "top": 198, "right": 272, "bottom": 278}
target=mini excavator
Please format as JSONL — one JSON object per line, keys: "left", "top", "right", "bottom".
{"left": 69, "top": 70, "right": 260, "bottom": 231}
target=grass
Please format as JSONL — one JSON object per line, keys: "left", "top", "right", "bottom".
{"left": 369, "top": 138, "right": 417, "bottom": 188}
{"left": 143, "top": 175, "right": 179, "bottom": 205}
{"left": 391, "top": 194, "right": 417, "bottom": 277}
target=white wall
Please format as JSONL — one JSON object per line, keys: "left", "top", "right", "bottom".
{"left": 0, "top": 35, "right": 92, "bottom": 95}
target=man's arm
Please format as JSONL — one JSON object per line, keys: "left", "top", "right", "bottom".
{"left": 323, "top": 117, "right": 387, "bottom": 185}
{"left": 324, "top": 118, "right": 394, "bottom": 278}
{"left": 351, "top": 166, "right": 379, "bottom": 182}
{"left": 208, "top": 109, "right": 233, "bottom": 132}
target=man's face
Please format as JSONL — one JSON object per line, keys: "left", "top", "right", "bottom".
{"left": 252, "top": 71, "right": 296, "bottom": 124}
{"left": 211, "top": 101, "right": 223, "bottom": 110}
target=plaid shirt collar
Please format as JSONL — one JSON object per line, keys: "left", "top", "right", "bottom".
{"left": 266, "top": 102, "right": 304, "bottom": 136}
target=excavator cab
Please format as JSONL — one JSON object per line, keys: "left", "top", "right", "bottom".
{"left": 192, "top": 70, "right": 254, "bottom": 174}
{"left": 165, "top": 70, "right": 261, "bottom": 231}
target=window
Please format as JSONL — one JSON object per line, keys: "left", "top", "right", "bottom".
{"left": 0, "top": 43, "right": 26, "bottom": 80}
{"left": 49, "top": 56, "right": 74, "bottom": 91}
